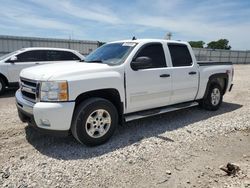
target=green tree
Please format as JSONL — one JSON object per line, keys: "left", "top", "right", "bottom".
{"left": 207, "top": 39, "right": 231, "bottom": 50}
{"left": 188, "top": 41, "right": 205, "bottom": 48}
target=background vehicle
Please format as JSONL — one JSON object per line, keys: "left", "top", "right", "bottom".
{"left": 16, "top": 39, "right": 234, "bottom": 146}
{"left": 0, "top": 47, "right": 84, "bottom": 94}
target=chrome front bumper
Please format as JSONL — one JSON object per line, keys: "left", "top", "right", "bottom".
{"left": 16, "top": 89, "right": 34, "bottom": 115}
{"left": 16, "top": 90, "right": 75, "bottom": 131}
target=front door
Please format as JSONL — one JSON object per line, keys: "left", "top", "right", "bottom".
{"left": 125, "top": 43, "right": 172, "bottom": 113}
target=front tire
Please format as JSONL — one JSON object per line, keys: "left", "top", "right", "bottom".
{"left": 0, "top": 78, "right": 6, "bottom": 95}
{"left": 200, "top": 83, "right": 223, "bottom": 111}
{"left": 71, "top": 98, "right": 118, "bottom": 146}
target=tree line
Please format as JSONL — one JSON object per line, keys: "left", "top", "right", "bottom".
{"left": 188, "top": 39, "right": 231, "bottom": 50}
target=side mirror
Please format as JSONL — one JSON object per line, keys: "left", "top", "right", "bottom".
{"left": 131, "top": 56, "right": 152, "bottom": 71}
{"left": 6, "top": 56, "right": 17, "bottom": 63}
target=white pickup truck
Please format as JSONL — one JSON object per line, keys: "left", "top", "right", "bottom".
{"left": 16, "top": 39, "right": 233, "bottom": 146}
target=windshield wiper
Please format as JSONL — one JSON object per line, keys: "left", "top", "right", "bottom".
{"left": 85, "top": 60, "right": 103, "bottom": 63}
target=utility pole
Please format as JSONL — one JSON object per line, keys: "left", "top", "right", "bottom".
{"left": 165, "top": 32, "right": 172, "bottom": 40}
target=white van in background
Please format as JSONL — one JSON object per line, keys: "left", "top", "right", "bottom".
{"left": 0, "top": 47, "right": 84, "bottom": 94}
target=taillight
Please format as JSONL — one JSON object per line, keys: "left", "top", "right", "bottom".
{"left": 226, "top": 68, "right": 234, "bottom": 81}
{"left": 232, "top": 67, "right": 234, "bottom": 81}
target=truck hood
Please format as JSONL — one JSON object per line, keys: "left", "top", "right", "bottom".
{"left": 20, "top": 62, "right": 112, "bottom": 81}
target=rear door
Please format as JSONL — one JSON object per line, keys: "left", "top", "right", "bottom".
{"left": 126, "top": 43, "right": 172, "bottom": 113}
{"left": 167, "top": 44, "right": 199, "bottom": 104}
{"left": 44, "top": 50, "right": 81, "bottom": 63}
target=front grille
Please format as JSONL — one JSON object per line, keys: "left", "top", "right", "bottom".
{"left": 20, "top": 78, "right": 39, "bottom": 103}
{"left": 22, "top": 91, "right": 36, "bottom": 100}
{"left": 22, "top": 79, "right": 37, "bottom": 88}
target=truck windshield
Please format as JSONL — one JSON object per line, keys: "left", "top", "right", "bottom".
{"left": 84, "top": 42, "right": 137, "bottom": 65}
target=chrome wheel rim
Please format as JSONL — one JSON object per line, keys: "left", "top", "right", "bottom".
{"left": 85, "top": 109, "right": 111, "bottom": 138}
{"left": 0, "top": 82, "right": 2, "bottom": 92}
{"left": 211, "top": 88, "right": 220, "bottom": 106}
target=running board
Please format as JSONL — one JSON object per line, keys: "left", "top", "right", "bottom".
{"left": 125, "top": 101, "right": 199, "bottom": 122}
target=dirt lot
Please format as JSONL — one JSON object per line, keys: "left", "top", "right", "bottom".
{"left": 0, "top": 65, "right": 250, "bottom": 188}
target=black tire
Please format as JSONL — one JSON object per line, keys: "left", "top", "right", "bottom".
{"left": 200, "top": 83, "right": 223, "bottom": 111}
{"left": 0, "top": 77, "right": 6, "bottom": 95}
{"left": 71, "top": 98, "right": 118, "bottom": 146}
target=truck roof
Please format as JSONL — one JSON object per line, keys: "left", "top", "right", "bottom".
{"left": 110, "top": 39, "right": 189, "bottom": 45}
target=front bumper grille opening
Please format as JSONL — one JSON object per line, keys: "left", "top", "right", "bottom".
{"left": 20, "top": 78, "right": 39, "bottom": 103}
{"left": 22, "top": 91, "right": 36, "bottom": 101}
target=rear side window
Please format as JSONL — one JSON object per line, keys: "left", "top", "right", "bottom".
{"left": 63, "top": 51, "right": 81, "bottom": 60}
{"left": 168, "top": 44, "right": 193, "bottom": 67}
{"left": 135, "top": 43, "right": 166, "bottom": 69}
{"left": 46, "top": 51, "right": 80, "bottom": 61}
{"left": 16, "top": 50, "right": 46, "bottom": 62}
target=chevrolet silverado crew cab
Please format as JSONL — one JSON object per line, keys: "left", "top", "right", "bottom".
{"left": 0, "top": 47, "right": 84, "bottom": 94}
{"left": 16, "top": 39, "right": 233, "bottom": 146}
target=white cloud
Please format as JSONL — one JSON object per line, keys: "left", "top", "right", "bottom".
{"left": 0, "top": 5, "right": 78, "bottom": 30}
{"left": 117, "top": 0, "right": 250, "bottom": 50}
{"left": 0, "top": 2, "right": 86, "bottom": 39}
{"left": 30, "top": 0, "right": 121, "bottom": 24}
{"left": 14, "top": 15, "right": 75, "bottom": 30}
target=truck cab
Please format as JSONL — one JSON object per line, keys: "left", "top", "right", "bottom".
{"left": 124, "top": 40, "right": 199, "bottom": 112}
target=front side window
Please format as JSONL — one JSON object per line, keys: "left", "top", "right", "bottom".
{"left": 61, "top": 51, "right": 80, "bottom": 60}
{"left": 16, "top": 50, "right": 46, "bottom": 62}
{"left": 168, "top": 44, "right": 193, "bottom": 67}
{"left": 134, "top": 43, "right": 167, "bottom": 69}
{"left": 84, "top": 42, "right": 137, "bottom": 65}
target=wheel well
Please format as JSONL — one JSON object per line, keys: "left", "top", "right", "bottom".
{"left": 203, "top": 73, "right": 228, "bottom": 99}
{"left": 0, "top": 73, "right": 9, "bottom": 86}
{"left": 74, "top": 89, "right": 124, "bottom": 124}
{"left": 214, "top": 77, "right": 227, "bottom": 94}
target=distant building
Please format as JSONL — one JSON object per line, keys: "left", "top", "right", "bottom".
{"left": 0, "top": 35, "right": 99, "bottom": 56}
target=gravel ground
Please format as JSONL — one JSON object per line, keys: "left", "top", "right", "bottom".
{"left": 0, "top": 65, "right": 250, "bottom": 188}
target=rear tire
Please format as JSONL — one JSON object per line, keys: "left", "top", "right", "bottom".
{"left": 71, "top": 98, "right": 118, "bottom": 146}
{"left": 200, "top": 83, "right": 223, "bottom": 111}
{"left": 0, "top": 78, "right": 6, "bottom": 95}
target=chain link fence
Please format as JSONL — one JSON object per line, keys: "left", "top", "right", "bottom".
{"left": 1, "top": 35, "right": 250, "bottom": 64}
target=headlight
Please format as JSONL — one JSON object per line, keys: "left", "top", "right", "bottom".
{"left": 40, "top": 81, "right": 68, "bottom": 102}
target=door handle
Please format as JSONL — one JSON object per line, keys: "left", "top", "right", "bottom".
{"left": 189, "top": 71, "right": 197, "bottom": 75}
{"left": 35, "top": 63, "right": 40, "bottom": 65}
{"left": 160, "top": 74, "right": 170, "bottom": 78}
